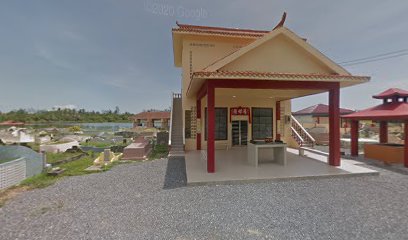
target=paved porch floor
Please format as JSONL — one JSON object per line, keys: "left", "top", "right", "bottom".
{"left": 185, "top": 147, "right": 378, "bottom": 185}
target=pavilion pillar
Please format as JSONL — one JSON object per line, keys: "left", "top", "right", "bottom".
{"left": 379, "top": 121, "right": 388, "bottom": 143}
{"left": 350, "top": 120, "right": 359, "bottom": 156}
{"left": 405, "top": 120, "right": 408, "bottom": 168}
{"left": 275, "top": 101, "right": 281, "bottom": 141}
{"left": 196, "top": 98, "right": 201, "bottom": 150}
{"left": 207, "top": 82, "right": 215, "bottom": 173}
{"left": 328, "top": 85, "right": 341, "bottom": 166}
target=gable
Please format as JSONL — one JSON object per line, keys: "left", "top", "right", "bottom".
{"left": 221, "top": 34, "right": 336, "bottom": 74}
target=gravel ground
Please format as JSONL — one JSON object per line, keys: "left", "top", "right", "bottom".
{"left": 1, "top": 157, "right": 408, "bottom": 240}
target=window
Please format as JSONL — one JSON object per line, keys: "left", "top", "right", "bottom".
{"left": 252, "top": 108, "right": 273, "bottom": 140}
{"left": 205, "top": 108, "right": 228, "bottom": 140}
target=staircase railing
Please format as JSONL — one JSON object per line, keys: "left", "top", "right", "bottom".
{"left": 290, "top": 115, "right": 316, "bottom": 147}
{"left": 169, "top": 92, "right": 182, "bottom": 146}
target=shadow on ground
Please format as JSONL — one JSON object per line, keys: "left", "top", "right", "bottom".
{"left": 163, "top": 156, "right": 187, "bottom": 189}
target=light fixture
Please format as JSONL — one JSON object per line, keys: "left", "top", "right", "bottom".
{"left": 232, "top": 96, "right": 236, "bottom": 98}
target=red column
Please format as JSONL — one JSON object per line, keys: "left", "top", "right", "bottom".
{"left": 275, "top": 101, "right": 281, "bottom": 141}
{"left": 207, "top": 82, "right": 215, "bottom": 173}
{"left": 404, "top": 120, "right": 408, "bottom": 168}
{"left": 196, "top": 99, "right": 201, "bottom": 150}
{"left": 379, "top": 121, "right": 388, "bottom": 143}
{"left": 328, "top": 85, "right": 341, "bottom": 166}
{"left": 350, "top": 120, "right": 359, "bottom": 156}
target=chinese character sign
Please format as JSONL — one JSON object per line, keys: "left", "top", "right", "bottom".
{"left": 230, "top": 107, "right": 251, "bottom": 123}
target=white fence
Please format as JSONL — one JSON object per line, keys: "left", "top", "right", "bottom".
{"left": 0, "top": 158, "right": 27, "bottom": 190}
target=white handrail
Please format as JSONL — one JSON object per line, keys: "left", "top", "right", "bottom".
{"left": 291, "top": 115, "right": 316, "bottom": 143}
{"left": 290, "top": 126, "right": 304, "bottom": 143}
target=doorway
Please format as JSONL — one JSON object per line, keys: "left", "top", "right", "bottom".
{"left": 232, "top": 120, "right": 248, "bottom": 146}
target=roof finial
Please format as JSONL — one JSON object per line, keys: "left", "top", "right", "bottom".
{"left": 273, "top": 12, "right": 287, "bottom": 30}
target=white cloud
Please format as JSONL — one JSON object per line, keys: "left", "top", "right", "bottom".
{"left": 35, "top": 45, "right": 75, "bottom": 70}
{"left": 52, "top": 104, "right": 77, "bottom": 110}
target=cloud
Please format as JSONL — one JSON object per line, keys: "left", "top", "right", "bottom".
{"left": 52, "top": 104, "right": 77, "bottom": 110}
{"left": 35, "top": 45, "right": 76, "bottom": 70}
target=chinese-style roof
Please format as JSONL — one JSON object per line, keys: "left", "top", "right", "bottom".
{"left": 173, "top": 23, "right": 269, "bottom": 38}
{"left": 192, "top": 71, "right": 370, "bottom": 81}
{"left": 0, "top": 120, "right": 25, "bottom": 126}
{"left": 293, "top": 104, "right": 354, "bottom": 116}
{"left": 373, "top": 88, "right": 408, "bottom": 99}
{"left": 131, "top": 111, "right": 170, "bottom": 120}
{"left": 343, "top": 102, "right": 408, "bottom": 120}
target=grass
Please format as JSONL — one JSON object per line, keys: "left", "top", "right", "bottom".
{"left": 46, "top": 152, "right": 83, "bottom": 165}
{"left": 1, "top": 153, "right": 103, "bottom": 207}
{"left": 148, "top": 144, "right": 169, "bottom": 160}
{"left": 26, "top": 142, "right": 40, "bottom": 152}
{"left": 20, "top": 155, "right": 95, "bottom": 189}
{"left": 80, "top": 142, "right": 113, "bottom": 148}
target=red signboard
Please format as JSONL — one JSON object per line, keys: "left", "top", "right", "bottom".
{"left": 230, "top": 107, "right": 251, "bottom": 123}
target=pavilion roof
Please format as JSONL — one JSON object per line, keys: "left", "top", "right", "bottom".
{"left": 342, "top": 102, "right": 408, "bottom": 120}
{"left": 293, "top": 104, "right": 354, "bottom": 116}
{"left": 373, "top": 88, "right": 408, "bottom": 99}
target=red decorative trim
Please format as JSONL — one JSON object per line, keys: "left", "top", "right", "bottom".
{"left": 175, "top": 23, "right": 270, "bottom": 34}
{"left": 193, "top": 71, "right": 370, "bottom": 82}
{"left": 209, "top": 79, "right": 340, "bottom": 90}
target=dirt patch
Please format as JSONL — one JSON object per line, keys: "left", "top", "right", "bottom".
{"left": 0, "top": 186, "right": 30, "bottom": 208}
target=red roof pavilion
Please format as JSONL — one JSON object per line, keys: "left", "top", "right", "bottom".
{"left": 343, "top": 88, "right": 408, "bottom": 167}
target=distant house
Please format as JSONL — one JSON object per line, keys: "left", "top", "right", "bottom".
{"left": 293, "top": 104, "right": 354, "bottom": 129}
{"left": 131, "top": 111, "right": 170, "bottom": 129}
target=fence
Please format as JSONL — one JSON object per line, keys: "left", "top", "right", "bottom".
{"left": 0, "top": 146, "right": 43, "bottom": 190}
{"left": 0, "top": 158, "right": 26, "bottom": 190}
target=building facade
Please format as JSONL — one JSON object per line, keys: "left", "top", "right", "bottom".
{"left": 172, "top": 19, "right": 370, "bottom": 172}
{"left": 131, "top": 111, "right": 170, "bottom": 129}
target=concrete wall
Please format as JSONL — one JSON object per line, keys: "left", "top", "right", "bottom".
{"left": 0, "top": 146, "right": 43, "bottom": 177}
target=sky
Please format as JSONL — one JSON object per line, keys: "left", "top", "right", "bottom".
{"left": 0, "top": 0, "right": 407, "bottom": 113}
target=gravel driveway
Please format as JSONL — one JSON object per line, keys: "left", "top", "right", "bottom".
{"left": 1, "top": 157, "right": 408, "bottom": 240}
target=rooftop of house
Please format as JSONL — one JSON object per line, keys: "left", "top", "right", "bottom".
{"left": 293, "top": 104, "right": 355, "bottom": 116}
{"left": 131, "top": 111, "right": 170, "bottom": 120}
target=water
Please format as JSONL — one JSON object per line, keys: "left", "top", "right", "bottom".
{"left": 25, "top": 122, "right": 133, "bottom": 132}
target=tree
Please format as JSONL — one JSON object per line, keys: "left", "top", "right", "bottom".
{"left": 114, "top": 106, "right": 120, "bottom": 114}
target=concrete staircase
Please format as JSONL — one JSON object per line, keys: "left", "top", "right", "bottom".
{"left": 169, "top": 93, "right": 184, "bottom": 156}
